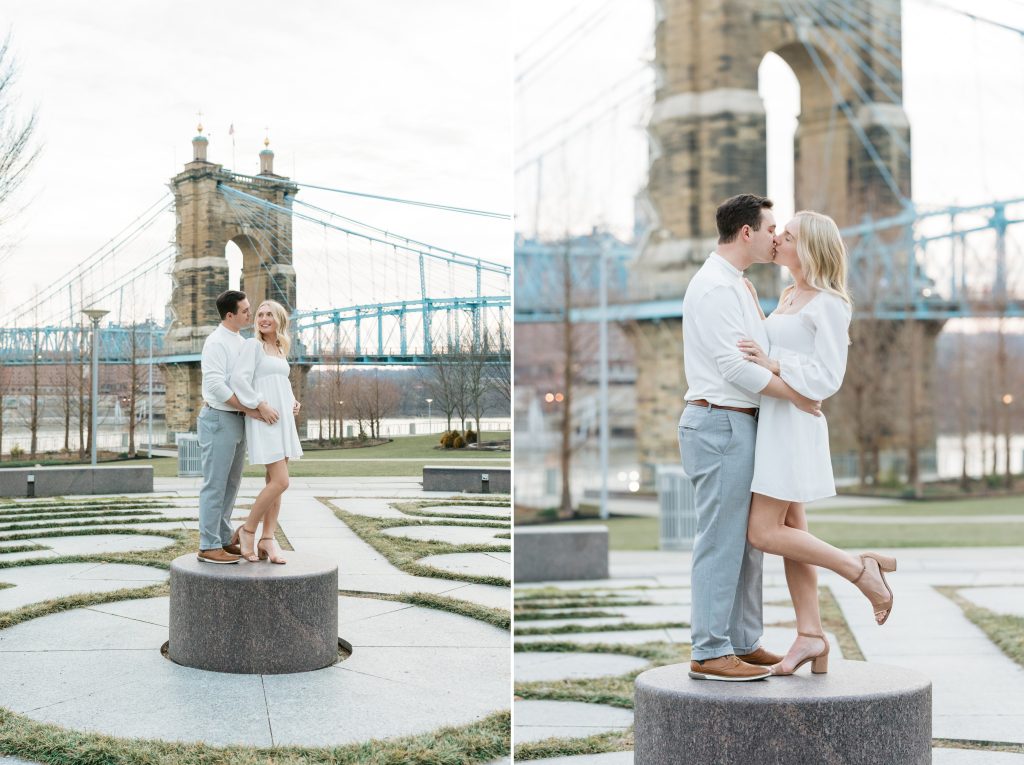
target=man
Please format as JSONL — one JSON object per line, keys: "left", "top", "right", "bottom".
{"left": 679, "top": 194, "right": 822, "bottom": 680}
{"left": 196, "top": 290, "right": 278, "bottom": 564}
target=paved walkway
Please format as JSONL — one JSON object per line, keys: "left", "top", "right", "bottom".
{"left": 0, "top": 478, "right": 511, "bottom": 756}
{"left": 515, "top": 546, "right": 1024, "bottom": 757}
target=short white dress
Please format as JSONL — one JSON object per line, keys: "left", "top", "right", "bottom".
{"left": 229, "top": 338, "right": 304, "bottom": 466}
{"left": 750, "top": 291, "right": 852, "bottom": 503}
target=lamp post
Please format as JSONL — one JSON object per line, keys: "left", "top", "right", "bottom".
{"left": 338, "top": 400, "right": 344, "bottom": 442}
{"left": 83, "top": 308, "right": 109, "bottom": 466}
{"left": 426, "top": 398, "right": 433, "bottom": 434}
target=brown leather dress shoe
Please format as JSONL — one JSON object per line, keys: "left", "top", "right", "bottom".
{"left": 197, "top": 548, "right": 241, "bottom": 564}
{"left": 223, "top": 543, "right": 242, "bottom": 555}
{"left": 688, "top": 655, "right": 770, "bottom": 682}
{"left": 736, "top": 646, "right": 784, "bottom": 666}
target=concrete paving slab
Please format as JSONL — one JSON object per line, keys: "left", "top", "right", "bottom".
{"left": 86, "top": 596, "right": 171, "bottom": 627}
{"left": 513, "top": 700, "right": 633, "bottom": 744}
{"left": 0, "top": 605, "right": 166, "bottom": 651}
{"left": 419, "top": 551, "right": 510, "bottom": 579}
{"left": 28, "top": 652, "right": 273, "bottom": 747}
{"left": 342, "top": 600, "right": 508, "bottom": 648}
{"left": 339, "top": 645, "right": 509, "bottom": 698}
{"left": 958, "top": 586, "right": 1024, "bottom": 617}
{"left": 932, "top": 751, "right": 1024, "bottom": 764}
{"left": 0, "top": 563, "right": 168, "bottom": 611}
{"left": 0, "top": 757, "right": 44, "bottom": 765}
{"left": 383, "top": 525, "right": 508, "bottom": 546}
{"left": 522, "top": 754, "right": 635, "bottom": 765}
{"left": 515, "top": 651, "right": 649, "bottom": 681}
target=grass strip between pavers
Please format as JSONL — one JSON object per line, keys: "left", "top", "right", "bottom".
{"left": 0, "top": 707, "right": 510, "bottom": 765}
{"left": 518, "top": 598, "right": 656, "bottom": 609}
{"left": 0, "top": 526, "right": 183, "bottom": 546}
{"left": 0, "top": 583, "right": 12, "bottom": 591}
{"left": 0, "top": 581, "right": 171, "bottom": 631}
{"left": 322, "top": 498, "right": 510, "bottom": 587}
{"left": 0, "top": 529, "right": 189, "bottom": 571}
{"left": 0, "top": 516, "right": 194, "bottom": 534}
{"left": 514, "top": 610, "right": 623, "bottom": 622}
{"left": 0, "top": 544, "right": 48, "bottom": 555}
{"left": 513, "top": 729, "right": 634, "bottom": 761}
{"left": 931, "top": 738, "right": 1024, "bottom": 754}
{"left": 938, "top": 586, "right": 1024, "bottom": 670}
{"left": 0, "top": 510, "right": 166, "bottom": 524}
{"left": 341, "top": 589, "right": 510, "bottom": 630}
{"left": 515, "top": 621, "right": 688, "bottom": 636}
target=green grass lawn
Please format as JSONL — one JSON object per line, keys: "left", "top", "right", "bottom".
{"left": 126, "top": 432, "right": 510, "bottom": 478}
{"left": 808, "top": 495, "right": 1024, "bottom": 517}
{"left": 535, "top": 494, "right": 1024, "bottom": 550}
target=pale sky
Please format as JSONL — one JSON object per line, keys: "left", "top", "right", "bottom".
{"left": 0, "top": 0, "right": 511, "bottom": 325}
{"left": 514, "top": 0, "right": 1024, "bottom": 266}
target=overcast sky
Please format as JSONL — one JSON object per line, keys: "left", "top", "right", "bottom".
{"left": 0, "top": 0, "right": 511, "bottom": 323}
{"left": 514, "top": 0, "right": 1024, "bottom": 260}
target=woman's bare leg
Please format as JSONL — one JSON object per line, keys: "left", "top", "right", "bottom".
{"left": 748, "top": 492, "right": 892, "bottom": 626}
{"left": 776, "top": 502, "right": 827, "bottom": 673}
{"left": 239, "top": 459, "right": 289, "bottom": 560}
{"left": 258, "top": 459, "right": 288, "bottom": 563}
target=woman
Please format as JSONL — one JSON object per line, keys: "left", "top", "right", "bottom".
{"left": 738, "top": 211, "right": 896, "bottom": 676}
{"left": 228, "top": 299, "right": 303, "bottom": 564}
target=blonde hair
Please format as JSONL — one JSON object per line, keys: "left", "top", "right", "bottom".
{"left": 784, "top": 210, "right": 853, "bottom": 308}
{"left": 254, "top": 300, "right": 291, "bottom": 356}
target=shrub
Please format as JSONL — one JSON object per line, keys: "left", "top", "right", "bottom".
{"left": 358, "top": 430, "right": 368, "bottom": 442}
{"left": 453, "top": 435, "right": 466, "bottom": 449}
{"left": 440, "top": 431, "right": 457, "bottom": 448}
{"left": 465, "top": 430, "right": 478, "bottom": 444}
{"left": 10, "top": 445, "right": 24, "bottom": 460}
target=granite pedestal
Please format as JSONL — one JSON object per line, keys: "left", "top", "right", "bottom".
{"left": 0, "top": 465, "right": 153, "bottom": 497}
{"left": 514, "top": 525, "right": 609, "bottom": 583}
{"left": 422, "top": 465, "right": 510, "bottom": 493}
{"left": 634, "top": 659, "right": 931, "bottom": 765}
{"left": 168, "top": 552, "right": 340, "bottom": 674}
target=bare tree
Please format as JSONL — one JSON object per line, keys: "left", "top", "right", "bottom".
{"left": 484, "top": 325, "right": 511, "bottom": 411}
{"left": 365, "top": 372, "right": 401, "bottom": 439}
{"left": 0, "top": 33, "right": 41, "bottom": 230}
{"left": 0, "top": 364, "right": 8, "bottom": 459}
{"left": 425, "top": 349, "right": 459, "bottom": 432}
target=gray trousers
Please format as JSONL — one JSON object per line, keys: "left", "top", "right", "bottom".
{"left": 678, "top": 404, "right": 764, "bottom": 661}
{"left": 197, "top": 406, "right": 247, "bottom": 551}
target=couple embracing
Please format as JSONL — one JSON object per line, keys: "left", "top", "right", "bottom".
{"left": 681, "top": 194, "right": 897, "bottom": 681}
{"left": 196, "top": 289, "right": 303, "bottom": 566}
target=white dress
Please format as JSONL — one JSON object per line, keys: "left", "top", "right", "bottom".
{"left": 750, "top": 291, "right": 852, "bottom": 503}
{"left": 229, "top": 338, "right": 304, "bottom": 466}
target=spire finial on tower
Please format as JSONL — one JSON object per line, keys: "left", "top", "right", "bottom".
{"left": 196, "top": 110, "right": 204, "bottom": 134}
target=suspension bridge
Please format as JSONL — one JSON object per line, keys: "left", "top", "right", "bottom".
{"left": 513, "top": 0, "right": 1024, "bottom": 481}
{"left": 0, "top": 128, "right": 511, "bottom": 432}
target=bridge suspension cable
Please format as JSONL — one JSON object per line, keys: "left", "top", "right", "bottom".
{"left": 0, "top": 194, "right": 172, "bottom": 325}
{"left": 219, "top": 184, "right": 510, "bottom": 277}
{"left": 226, "top": 173, "right": 509, "bottom": 220}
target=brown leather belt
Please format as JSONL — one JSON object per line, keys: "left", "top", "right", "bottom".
{"left": 687, "top": 399, "right": 758, "bottom": 417}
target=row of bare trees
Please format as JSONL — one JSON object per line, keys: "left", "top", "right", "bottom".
{"left": 425, "top": 329, "right": 510, "bottom": 440}
{"left": 306, "top": 369, "right": 404, "bottom": 442}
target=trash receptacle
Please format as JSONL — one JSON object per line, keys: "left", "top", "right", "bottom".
{"left": 656, "top": 464, "right": 697, "bottom": 551}
{"left": 177, "top": 433, "right": 202, "bottom": 477}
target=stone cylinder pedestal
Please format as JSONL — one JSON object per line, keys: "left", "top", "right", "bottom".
{"left": 635, "top": 659, "right": 931, "bottom": 765}
{"left": 168, "top": 552, "right": 339, "bottom": 674}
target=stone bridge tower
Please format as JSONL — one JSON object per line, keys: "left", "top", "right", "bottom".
{"left": 629, "top": 0, "right": 914, "bottom": 476}
{"left": 163, "top": 127, "right": 300, "bottom": 433}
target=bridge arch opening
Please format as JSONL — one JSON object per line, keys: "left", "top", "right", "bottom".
{"left": 228, "top": 234, "right": 267, "bottom": 308}
{"left": 758, "top": 51, "right": 800, "bottom": 226}
{"left": 225, "top": 240, "right": 243, "bottom": 292}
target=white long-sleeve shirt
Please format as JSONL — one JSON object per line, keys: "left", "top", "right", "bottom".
{"left": 229, "top": 338, "right": 267, "bottom": 410}
{"left": 774, "top": 292, "right": 852, "bottom": 400}
{"left": 682, "top": 252, "right": 773, "bottom": 408}
{"left": 200, "top": 325, "right": 246, "bottom": 411}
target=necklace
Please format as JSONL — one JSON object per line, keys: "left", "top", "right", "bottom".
{"left": 785, "top": 286, "right": 804, "bottom": 307}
